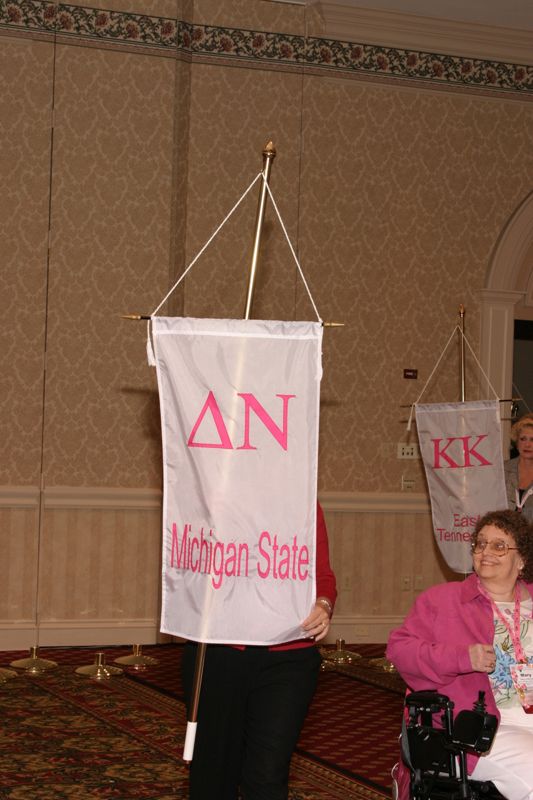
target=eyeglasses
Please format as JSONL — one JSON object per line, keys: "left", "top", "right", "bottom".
{"left": 471, "top": 539, "right": 518, "bottom": 557}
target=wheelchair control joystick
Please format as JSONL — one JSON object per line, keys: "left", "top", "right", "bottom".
{"left": 473, "top": 692, "right": 486, "bottom": 713}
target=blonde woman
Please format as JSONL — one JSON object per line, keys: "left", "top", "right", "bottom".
{"left": 505, "top": 413, "right": 533, "bottom": 523}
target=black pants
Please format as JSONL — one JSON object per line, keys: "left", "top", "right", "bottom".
{"left": 182, "top": 642, "right": 321, "bottom": 800}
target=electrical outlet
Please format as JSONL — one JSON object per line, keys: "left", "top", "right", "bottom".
{"left": 401, "top": 475, "right": 415, "bottom": 491}
{"left": 397, "top": 443, "right": 419, "bottom": 459}
{"left": 401, "top": 575, "right": 412, "bottom": 591}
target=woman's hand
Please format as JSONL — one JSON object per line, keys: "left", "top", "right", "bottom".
{"left": 301, "top": 597, "right": 332, "bottom": 642}
{"left": 469, "top": 643, "right": 496, "bottom": 673}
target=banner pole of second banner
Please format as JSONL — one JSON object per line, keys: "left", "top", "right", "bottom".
{"left": 183, "top": 141, "right": 277, "bottom": 763}
{"left": 459, "top": 304, "right": 466, "bottom": 402}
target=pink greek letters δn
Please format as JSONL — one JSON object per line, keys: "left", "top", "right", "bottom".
{"left": 187, "top": 391, "right": 296, "bottom": 451}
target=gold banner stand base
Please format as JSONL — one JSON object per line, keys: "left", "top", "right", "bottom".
{"left": 10, "top": 646, "right": 58, "bottom": 674}
{"left": 368, "top": 656, "right": 396, "bottom": 673}
{"left": 75, "top": 652, "right": 123, "bottom": 681}
{"left": 0, "top": 667, "right": 18, "bottom": 683}
{"left": 320, "top": 638, "right": 361, "bottom": 669}
{"left": 114, "top": 644, "right": 158, "bottom": 670}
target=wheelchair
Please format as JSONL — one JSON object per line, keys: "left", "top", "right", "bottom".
{"left": 400, "top": 690, "right": 505, "bottom": 800}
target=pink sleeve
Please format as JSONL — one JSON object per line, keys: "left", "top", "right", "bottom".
{"left": 386, "top": 589, "right": 473, "bottom": 689}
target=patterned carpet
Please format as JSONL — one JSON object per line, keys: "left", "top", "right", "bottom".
{"left": 298, "top": 664, "right": 404, "bottom": 788}
{"left": 0, "top": 644, "right": 404, "bottom": 799}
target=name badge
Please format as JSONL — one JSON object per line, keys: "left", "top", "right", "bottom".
{"left": 509, "top": 663, "right": 533, "bottom": 713}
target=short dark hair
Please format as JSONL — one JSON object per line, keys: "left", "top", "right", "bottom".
{"left": 472, "top": 509, "right": 533, "bottom": 582}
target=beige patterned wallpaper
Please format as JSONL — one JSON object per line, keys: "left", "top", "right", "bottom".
{"left": 43, "top": 44, "right": 177, "bottom": 487}
{"left": 297, "top": 79, "right": 533, "bottom": 490}
{"left": 1, "top": 0, "right": 532, "bottom": 494}
{"left": 0, "top": 37, "right": 53, "bottom": 486}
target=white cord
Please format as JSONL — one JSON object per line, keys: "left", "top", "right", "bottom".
{"left": 406, "top": 324, "right": 502, "bottom": 431}
{"left": 263, "top": 177, "right": 322, "bottom": 323}
{"left": 461, "top": 330, "right": 501, "bottom": 400}
{"left": 406, "top": 326, "right": 460, "bottom": 431}
{"left": 150, "top": 171, "right": 263, "bottom": 317}
{"left": 147, "top": 167, "right": 323, "bottom": 368}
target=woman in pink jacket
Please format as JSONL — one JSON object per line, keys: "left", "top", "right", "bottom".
{"left": 387, "top": 509, "right": 533, "bottom": 800}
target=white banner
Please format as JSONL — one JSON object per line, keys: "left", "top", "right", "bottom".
{"left": 415, "top": 401, "right": 508, "bottom": 573}
{"left": 152, "top": 317, "right": 323, "bottom": 645}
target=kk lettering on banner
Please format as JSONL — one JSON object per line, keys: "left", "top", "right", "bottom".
{"left": 415, "top": 401, "right": 508, "bottom": 573}
{"left": 151, "top": 317, "right": 323, "bottom": 645}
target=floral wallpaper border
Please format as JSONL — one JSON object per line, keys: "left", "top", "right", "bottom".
{"left": 1, "top": 0, "right": 532, "bottom": 96}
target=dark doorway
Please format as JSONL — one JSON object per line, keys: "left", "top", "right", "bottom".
{"left": 512, "top": 319, "right": 533, "bottom": 419}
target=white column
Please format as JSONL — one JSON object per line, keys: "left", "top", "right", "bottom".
{"left": 479, "top": 288, "right": 523, "bottom": 454}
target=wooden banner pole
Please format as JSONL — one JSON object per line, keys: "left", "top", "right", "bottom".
{"left": 183, "top": 141, "right": 277, "bottom": 763}
{"left": 459, "top": 304, "right": 466, "bottom": 402}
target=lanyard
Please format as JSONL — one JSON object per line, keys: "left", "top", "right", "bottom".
{"left": 478, "top": 579, "right": 529, "bottom": 663}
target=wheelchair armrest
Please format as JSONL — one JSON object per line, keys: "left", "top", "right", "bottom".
{"left": 452, "top": 708, "right": 498, "bottom": 754}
